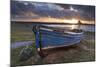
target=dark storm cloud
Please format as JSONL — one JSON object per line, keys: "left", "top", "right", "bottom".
{"left": 72, "top": 5, "right": 95, "bottom": 20}
{"left": 11, "top": 1, "right": 95, "bottom": 20}
{"left": 57, "top": 4, "right": 95, "bottom": 20}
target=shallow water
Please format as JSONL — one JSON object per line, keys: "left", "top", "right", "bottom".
{"left": 44, "top": 24, "right": 95, "bottom": 32}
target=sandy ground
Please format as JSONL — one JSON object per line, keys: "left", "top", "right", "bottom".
{"left": 19, "top": 40, "right": 94, "bottom": 65}
{"left": 11, "top": 33, "right": 95, "bottom": 66}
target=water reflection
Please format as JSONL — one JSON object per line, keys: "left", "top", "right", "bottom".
{"left": 71, "top": 25, "right": 78, "bottom": 29}
{"left": 67, "top": 25, "right": 95, "bottom": 32}
{"left": 44, "top": 24, "right": 95, "bottom": 32}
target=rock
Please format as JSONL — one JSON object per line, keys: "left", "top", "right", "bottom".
{"left": 19, "top": 46, "right": 34, "bottom": 61}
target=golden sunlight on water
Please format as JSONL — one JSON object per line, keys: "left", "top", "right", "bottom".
{"left": 71, "top": 25, "right": 78, "bottom": 29}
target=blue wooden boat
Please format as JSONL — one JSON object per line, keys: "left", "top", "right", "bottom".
{"left": 32, "top": 25, "right": 83, "bottom": 52}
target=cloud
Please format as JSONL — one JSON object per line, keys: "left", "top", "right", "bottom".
{"left": 32, "top": 2, "right": 65, "bottom": 11}
{"left": 11, "top": 1, "right": 95, "bottom": 21}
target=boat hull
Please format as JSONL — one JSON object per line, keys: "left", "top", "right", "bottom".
{"left": 39, "top": 30, "right": 83, "bottom": 48}
{"left": 33, "top": 25, "right": 83, "bottom": 49}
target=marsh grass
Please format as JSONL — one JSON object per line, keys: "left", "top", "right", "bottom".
{"left": 11, "top": 23, "right": 35, "bottom": 42}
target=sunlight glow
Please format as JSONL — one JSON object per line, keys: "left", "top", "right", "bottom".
{"left": 71, "top": 25, "right": 78, "bottom": 29}
{"left": 13, "top": 17, "right": 94, "bottom": 24}
{"left": 71, "top": 18, "right": 78, "bottom": 23}
{"left": 63, "top": 18, "right": 78, "bottom": 24}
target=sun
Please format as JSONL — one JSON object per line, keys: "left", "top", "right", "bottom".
{"left": 71, "top": 18, "right": 78, "bottom": 23}
{"left": 63, "top": 18, "right": 78, "bottom": 24}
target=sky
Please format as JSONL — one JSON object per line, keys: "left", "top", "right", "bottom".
{"left": 11, "top": 1, "right": 95, "bottom": 24}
